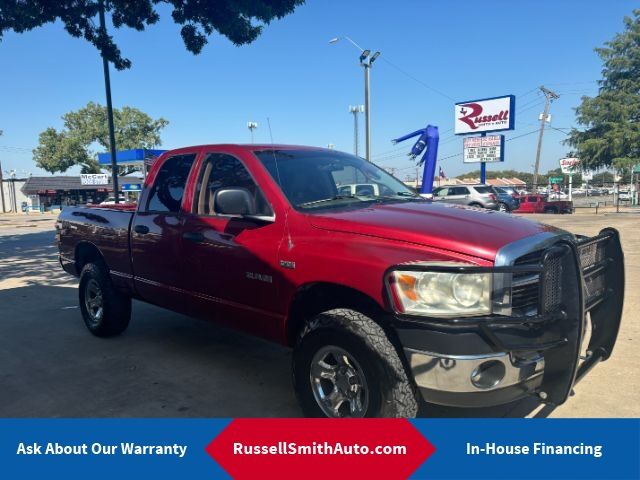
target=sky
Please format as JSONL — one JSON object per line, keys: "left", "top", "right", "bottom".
{"left": 0, "top": 0, "right": 637, "bottom": 180}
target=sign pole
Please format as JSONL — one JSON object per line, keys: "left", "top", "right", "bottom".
{"left": 569, "top": 174, "right": 573, "bottom": 202}
{"left": 479, "top": 132, "right": 487, "bottom": 184}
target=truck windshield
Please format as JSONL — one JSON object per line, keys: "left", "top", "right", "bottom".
{"left": 254, "top": 149, "right": 421, "bottom": 211}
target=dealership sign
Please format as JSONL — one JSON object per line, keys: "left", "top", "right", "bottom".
{"left": 80, "top": 174, "right": 109, "bottom": 186}
{"left": 463, "top": 135, "right": 505, "bottom": 163}
{"left": 455, "top": 95, "right": 515, "bottom": 135}
{"left": 559, "top": 158, "right": 580, "bottom": 174}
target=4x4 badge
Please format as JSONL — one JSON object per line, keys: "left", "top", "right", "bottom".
{"left": 279, "top": 260, "right": 296, "bottom": 270}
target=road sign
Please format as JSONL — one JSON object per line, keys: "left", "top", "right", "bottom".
{"left": 80, "top": 174, "right": 108, "bottom": 185}
{"left": 463, "top": 135, "right": 505, "bottom": 163}
{"left": 582, "top": 171, "right": 593, "bottom": 181}
{"left": 559, "top": 158, "right": 580, "bottom": 174}
{"left": 549, "top": 176, "right": 564, "bottom": 184}
{"left": 455, "top": 95, "right": 515, "bottom": 135}
{"left": 122, "top": 183, "right": 142, "bottom": 192}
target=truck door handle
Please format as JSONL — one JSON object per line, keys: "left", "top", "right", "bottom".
{"left": 183, "top": 231, "right": 204, "bottom": 243}
{"left": 134, "top": 225, "right": 149, "bottom": 234}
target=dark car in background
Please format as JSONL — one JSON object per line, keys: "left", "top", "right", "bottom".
{"left": 494, "top": 186, "right": 520, "bottom": 213}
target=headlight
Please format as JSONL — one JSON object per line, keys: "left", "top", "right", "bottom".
{"left": 389, "top": 266, "right": 492, "bottom": 317}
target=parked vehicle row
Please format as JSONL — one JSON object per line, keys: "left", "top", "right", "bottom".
{"left": 56, "top": 144, "right": 622, "bottom": 417}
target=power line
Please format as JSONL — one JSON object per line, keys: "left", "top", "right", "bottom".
{"left": 379, "top": 57, "right": 455, "bottom": 100}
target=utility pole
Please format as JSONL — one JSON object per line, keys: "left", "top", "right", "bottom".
{"left": 247, "top": 122, "right": 258, "bottom": 143}
{"left": 348, "top": 105, "right": 364, "bottom": 156}
{"left": 533, "top": 86, "right": 559, "bottom": 188}
{"left": 99, "top": 1, "right": 120, "bottom": 204}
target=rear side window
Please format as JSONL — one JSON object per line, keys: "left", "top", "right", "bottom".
{"left": 527, "top": 196, "right": 537, "bottom": 203}
{"left": 451, "top": 187, "right": 469, "bottom": 195}
{"left": 146, "top": 154, "right": 196, "bottom": 213}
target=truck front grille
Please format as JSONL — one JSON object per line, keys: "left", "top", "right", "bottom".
{"left": 512, "top": 250, "right": 543, "bottom": 315}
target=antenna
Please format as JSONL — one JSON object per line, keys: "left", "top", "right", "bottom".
{"left": 266, "top": 118, "right": 294, "bottom": 250}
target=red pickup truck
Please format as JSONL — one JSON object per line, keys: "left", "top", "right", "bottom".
{"left": 517, "top": 194, "right": 573, "bottom": 214}
{"left": 56, "top": 145, "right": 624, "bottom": 417}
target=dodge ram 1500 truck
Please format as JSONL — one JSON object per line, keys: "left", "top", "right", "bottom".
{"left": 56, "top": 145, "right": 624, "bottom": 417}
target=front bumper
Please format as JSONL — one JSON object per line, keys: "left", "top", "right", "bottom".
{"left": 391, "top": 228, "right": 624, "bottom": 408}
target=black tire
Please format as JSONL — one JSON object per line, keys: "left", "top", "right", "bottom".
{"left": 498, "top": 202, "right": 509, "bottom": 212}
{"left": 79, "top": 262, "right": 131, "bottom": 337}
{"left": 468, "top": 202, "right": 483, "bottom": 208}
{"left": 292, "top": 308, "right": 418, "bottom": 418}
{"left": 544, "top": 207, "right": 558, "bottom": 214}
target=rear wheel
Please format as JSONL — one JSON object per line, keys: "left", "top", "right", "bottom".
{"left": 292, "top": 309, "right": 418, "bottom": 418}
{"left": 468, "top": 202, "right": 483, "bottom": 208}
{"left": 544, "top": 207, "right": 559, "bottom": 214}
{"left": 498, "top": 202, "right": 509, "bottom": 212}
{"left": 79, "top": 262, "right": 131, "bottom": 337}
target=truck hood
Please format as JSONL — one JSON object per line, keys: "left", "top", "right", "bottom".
{"left": 307, "top": 201, "right": 559, "bottom": 261}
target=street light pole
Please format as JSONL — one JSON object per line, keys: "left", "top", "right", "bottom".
{"left": 348, "top": 105, "right": 364, "bottom": 156}
{"left": 364, "top": 63, "right": 371, "bottom": 161}
{"left": 98, "top": 1, "right": 120, "bottom": 204}
{"left": 247, "top": 122, "right": 258, "bottom": 143}
{"left": 0, "top": 129, "right": 5, "bottom": 213}
{"left": 330, "top": 37, "right": 379, "bottom": 161}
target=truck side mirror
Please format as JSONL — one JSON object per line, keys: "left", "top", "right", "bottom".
{"left": 214, "top": 188, "right": 255, "bottom": 216}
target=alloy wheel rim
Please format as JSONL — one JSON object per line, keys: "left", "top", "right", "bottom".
{"left": 310, "top": 345, "right": 369, "bottom": 417}
{"left": 84, "top": 279, "right": 104, "bottom": 326}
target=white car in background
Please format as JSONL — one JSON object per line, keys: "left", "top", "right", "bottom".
{"left": 549, "top": 191, "right": 569, "bottom": 200}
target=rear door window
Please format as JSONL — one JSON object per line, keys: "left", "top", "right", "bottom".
{"left": 474, "top": 186, "right": 493, "bottom": 194}
{"left": 146, "top": 154, "right": 196, "bottom": 213}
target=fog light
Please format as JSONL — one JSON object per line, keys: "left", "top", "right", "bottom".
{"left": 471, "top": 360, "right": 506, "bottom": 389}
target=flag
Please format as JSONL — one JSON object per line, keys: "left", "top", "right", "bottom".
{"left": 439, "top": 166, "right": 446, "bottom": 179}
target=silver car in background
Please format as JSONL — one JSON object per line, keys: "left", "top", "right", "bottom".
{"left": 431, "top": 184, "right": 499, "bottom": 210}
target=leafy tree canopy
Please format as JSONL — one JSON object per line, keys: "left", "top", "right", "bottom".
{"left": 565, "top": 9, "right": 640, "bottom": 172}
{"left": 0, "top": 0, "right": 305, "bottom": 70}
{"left": 33, "top": 102, "right": 168, "bottom": 173}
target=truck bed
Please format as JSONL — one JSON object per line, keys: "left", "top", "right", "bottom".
{"left": 57, "top": 205, "right": 135, "bottom": 281}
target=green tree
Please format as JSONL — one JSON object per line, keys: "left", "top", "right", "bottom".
{"left": 565, "top": 10, "right": 640, "bottom": 172}
{"left": 0, "top": 0, "right": 305, "bottom": 70}
{"left": 33, "top": 102, "right": 168, "bottom": 174}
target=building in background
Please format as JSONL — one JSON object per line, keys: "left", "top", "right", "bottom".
{"left": 21, "top": 176, "right": 143, "bottom": 211}
{"left": 1, "top": 178, "right": 28, "bottom": 213}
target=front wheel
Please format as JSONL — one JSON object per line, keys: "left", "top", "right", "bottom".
{"left": 79, "top": 262, "right": 131, "bottom": 337}
{"left": 292, "top": 309, "right": 418, "bottom": 418}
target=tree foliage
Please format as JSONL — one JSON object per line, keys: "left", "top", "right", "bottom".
{"left": 33, "top": 102, "right": 168, "bottom": 173}
{"left": 0, "top": 0, "right": 305, "bottom": 70}
{"left": 565, "top": 10, "right": 640, "bottom": 171}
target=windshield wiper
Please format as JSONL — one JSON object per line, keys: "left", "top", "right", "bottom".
{"left": 298, "top": 195, "right": 362, "bottom": 207}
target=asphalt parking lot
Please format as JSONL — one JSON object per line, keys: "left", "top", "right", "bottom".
{"left": 0, "top": 212, "right": 638, "bottom": 418}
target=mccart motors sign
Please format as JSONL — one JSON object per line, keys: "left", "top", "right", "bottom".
{"left": 455, "top": 95, "right": 516, "bottom": 135}
{"left": 80, "top": 174, "right": 109, "bottom": 186}
{"left": 463, "top": 135, "right": 505, "bottom": 163}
